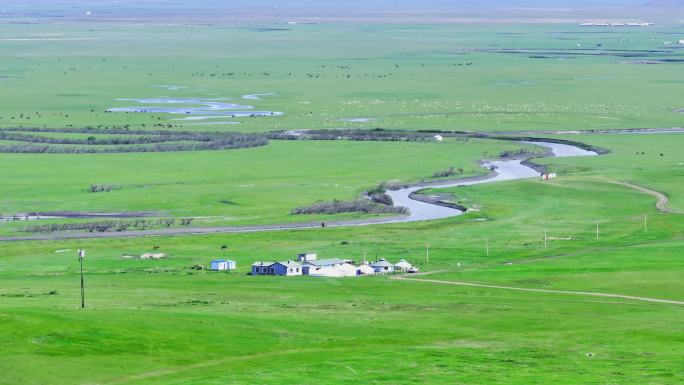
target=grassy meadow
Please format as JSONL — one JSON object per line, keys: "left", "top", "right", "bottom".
{"left": 1, "top": 19, "right": 684, "bottom": 385}
{"left": 1, "top": 169, "right": 683, "bottom": 384}
{"left": 0, "top": 23, "right": 683, "bottom": 132}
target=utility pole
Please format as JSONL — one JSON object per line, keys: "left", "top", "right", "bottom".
{"left": 485, "top": 239, "right": 490, "bottom": 257}
{"left": 78, "top": 249, "right": 86, "bottom": 309}
{"left": 426, "top": 242, "right": 430, "bottom": 263}
{"left": 596, "top": 221, "right": 600, "bottom": 240}
{"left": 644, "top": 214, "right": 648, "bottom": 232}
{"left": 544, "top": 229, "right": 548, "bottom": 249}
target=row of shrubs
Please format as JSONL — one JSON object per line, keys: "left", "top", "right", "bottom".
{"left": 0, "top": 128, "right": 268, "bottom": 153}
{"left": 89, "top": 184, "right": 122, "bottom": 193}
{"left": 291, "top": 199, "right": 408, "bottom": 216}
{"left": 432, "top": 167, "right": 465, "bottom": 178}
{"left": 0, "top": 127, "right": 237, "bottom": 136}
{"left": 0, "top": 138, "right": 267, "bottom": 154}
{"left": 23, "top": 217, "right": 194, "bottom": 233}
{"left": 499, "top": 148, "right": 536, "bottom": 159}
{"left": 368, "top": 192, "right": 394, "bottom": 206}
{"left": 0, "top": 131, "right": 188, "bottom": 145}
{"left": 366, "top": 181, "right": 407, "bottom": 194}
{"left": 268, "top": 129, "right": 442, "bottom": 142}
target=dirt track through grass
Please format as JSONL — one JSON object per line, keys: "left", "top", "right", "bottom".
{"left": 99, "top": 347, "right": 347, "bottom": 385}
{"left": 393, "top": 276, "right": 684, "bottom": 306}
{"left": 609, "top": 180, "right": 676, "bottom": 213}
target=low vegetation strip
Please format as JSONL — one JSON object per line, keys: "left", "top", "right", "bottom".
{"left": 291, "top": 199, "right": 408, "bottom": 215}
{"left": 89, "top": 184, "right": 122, "bottom": 193}
{"left": 269, "top": 129, "right": 446, "bottom": 142}
{"left": 0, "top": 128, "right": 267, "bottom": 153}
{"left": 22, "top": 218, "right": 194, "bottom": 233}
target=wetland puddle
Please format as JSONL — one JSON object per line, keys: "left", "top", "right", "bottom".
{"left": 107, "top": 94, "right": 283, "bottom": 121}
{"left": 341, "top": 117, "right": 375, "bottom": 123}
{"left": 242, "top": 92, "right": 276, "bottom": 100}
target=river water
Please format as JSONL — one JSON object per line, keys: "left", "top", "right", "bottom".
{"left": 385, "top": 142, "right": 598, "bottom": 222}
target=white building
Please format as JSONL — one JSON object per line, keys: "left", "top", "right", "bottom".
{"left": 433, "top": 135, "right": 444, "bottom": 142}
{"left": 309, "top": 267, "right": 345, "bottom": 277}
{"left": 210, "top": 259, "right": 236, "bottom": 271}
{"left": 308, "top": 263, "right": 361, "bottom": 277}
{"left": 394, "top": 259, "right": 413, "bottom": 272}
{"left": 301, "top": 258, "right": 347, "bottom": 274}
{"left": 252, "top": 261, "right": 302, "bottom": 276}
{"left": 336, "top": 263, "right": 359, "bottom": 277}
{"left": 297, "top": 253, "right": 317, "bottom": 262}
{"left": 541, "top": 172, "right": 558, "bottom": 181}
{"left": 679, "top": 40, "right": 684, "bottom": 45}
{"left": 370, "top": 259, "right": 395, "bottom": 274}
{"left": 356, "top": 263, "right": 375, "bottom": 276}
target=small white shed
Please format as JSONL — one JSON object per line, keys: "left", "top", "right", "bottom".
{"left": 433, "top": 135, "right": 444, "bottom": 142}
{"left": 297, "top": 253, "right": 317, "bottom": 262}
{"left": 211, "top": 259, "right": 236, "bottom": 271}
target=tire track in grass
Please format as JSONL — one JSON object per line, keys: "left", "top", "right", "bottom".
{"left": 96, "top": 347, "right": 348, "bottom": 385}
{"left": 608, "top": 180, "right": 679, "bottom": 214}
{"left": 392, "top": 275, "right": 684, "bottom": 306}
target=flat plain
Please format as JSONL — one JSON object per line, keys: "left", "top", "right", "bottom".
{"left": 0, "top": 19, "right": 683, "bottom": 385}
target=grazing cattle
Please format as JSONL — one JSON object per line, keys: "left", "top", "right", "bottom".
{"left": 221, "top": 245, "right": 228, "bottom": 250}
{"left": 153, "top": 245, "right": 160, "bottom": 250}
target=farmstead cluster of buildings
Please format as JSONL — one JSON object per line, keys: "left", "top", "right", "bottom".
{"left": 251, "top": 253, "right": 417, "bottom": 277}
{"left": 208, "top": 253, "right": 417, "bottom": 277}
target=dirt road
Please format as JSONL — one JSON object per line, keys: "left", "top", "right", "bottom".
{"left": 609, "top": 180, "right": 675, "bottom": 213}
{"left": 393, "top": 275, "right": 684, "bottom": 306}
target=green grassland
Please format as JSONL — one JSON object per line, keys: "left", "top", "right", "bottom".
{"left": 0, "top": 23, "right": 683, "bottom": 132}
{"left": 1, "top": 168, "right": 683, "bottom": 384}
{"left": 1, "top": 20, "right": 684, "bottom": 385}
{"left": 2, "top": 131, "right": 684, "bottom": 384}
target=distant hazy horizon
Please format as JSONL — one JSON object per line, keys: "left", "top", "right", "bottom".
{"left": 1, "top": 0, "right": 683, "bottom": 23}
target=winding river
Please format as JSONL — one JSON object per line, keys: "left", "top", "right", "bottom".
{"left": 385, "top": 142, "right": 598, "bottom": 222}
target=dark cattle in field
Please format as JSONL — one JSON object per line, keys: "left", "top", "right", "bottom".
{"left": 153, "top": 245, "right": 160, "bottom": 250}
{"left": 221, "top": 245, "right": 228, "bottom": 250}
